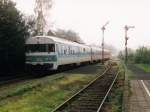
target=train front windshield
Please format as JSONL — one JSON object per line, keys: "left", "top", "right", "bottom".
{"left": 26, "top": 44, "right": 55, "bottom": 53}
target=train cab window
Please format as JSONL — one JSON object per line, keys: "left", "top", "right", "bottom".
{"left": 26, "top": 44, "right": 55, "bottom": 53}
{"left": 48, "top": 44, "right": 55, "bottom": 52}
{"left": 26, "top": 44, "right": 47, "bottom": 53}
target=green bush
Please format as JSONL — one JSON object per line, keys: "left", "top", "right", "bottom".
{"left": 118, "top": 46, "right": 150, "bottom": 64}
{"left": 0, "top": 0, "right": 29, "bottom": 71}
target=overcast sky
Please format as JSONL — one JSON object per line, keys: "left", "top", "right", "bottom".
{"left": 14, "top": 0, "right": 150, "bottom": 50}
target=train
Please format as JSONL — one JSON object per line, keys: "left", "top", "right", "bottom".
{"left": 25, "top": 36, "right": 111, "bottom": 70}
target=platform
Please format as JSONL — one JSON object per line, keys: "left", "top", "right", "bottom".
{"left": 129, "top": 80, "right": 150, "bottom": 112}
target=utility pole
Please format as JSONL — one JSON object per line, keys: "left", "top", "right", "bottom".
{"left": 124, "top": 25, "right": 134, "bottom": 65}
{"left": 101, "top": 21, "right": 109, "bottom": 65}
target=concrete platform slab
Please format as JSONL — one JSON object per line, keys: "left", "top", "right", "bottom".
{"left": 129, "top": 80, "right": 150, "bottom": 112}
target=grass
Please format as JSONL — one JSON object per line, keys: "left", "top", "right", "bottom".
{"left": 126, "top": 67, "right": 134, "bottom": 80}
{"left": 136, "top": 64, "right": 150, "bottom": 72}
{"left": 107, "top": 69, "right": 124, "bottom": 112}
{"left": 0, "top": 64, "right": 103, "bottom": 112}
{"left": 100, "top": 62, "right": 124, "bottom": 112}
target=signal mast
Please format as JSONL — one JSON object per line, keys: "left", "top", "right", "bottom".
{"left": 124, "top": 25, "right": 134, "bottom": 64}
{"left": 101, "top": 21, "right": 109, "bottom": 65}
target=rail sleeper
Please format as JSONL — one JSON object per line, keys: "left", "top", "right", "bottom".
{"left": 53, "top": 66, "right": 119, "bottom": 112}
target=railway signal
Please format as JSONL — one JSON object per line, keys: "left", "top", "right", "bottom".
{"left": 101, "top": 21, "right": 109, "bottom": 65}
{"left": 124, "top": 25, "right": 135, "bottom": 65}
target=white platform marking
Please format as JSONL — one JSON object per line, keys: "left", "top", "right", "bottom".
{"left": 141, "top": 80, "right": 150, "bottom": 98}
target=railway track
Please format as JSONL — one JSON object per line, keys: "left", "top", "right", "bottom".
{"left": 52, "top": 65, "right": 119, "bottom": 112}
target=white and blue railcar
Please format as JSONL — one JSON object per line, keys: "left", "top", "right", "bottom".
{"left": 25, "top": 36, "right": 110, "bottom": 70}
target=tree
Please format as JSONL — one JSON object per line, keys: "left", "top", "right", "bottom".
{"left": 118, "top": 48, "right": 135, "bottom": 63}
{"left": 34, "top": 0, "right": 53, "bottom": 35}
{"left": 24, "top": 15, "right": 38, "bottom": 37}
{"left": 134, "top": 46, "right": 150, "bottom": 64}
{"left": 118, "top": 46, "right": 150, "bottom": 64}
{"left": 0, "top": 0, "right": 29, "bottom": 72}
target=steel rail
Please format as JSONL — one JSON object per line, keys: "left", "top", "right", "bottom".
{"left": 52, "top": 65, "right": 111, "bottom": 112}
{"left": 97, "top": 70, "right": 120, "bottom": 112}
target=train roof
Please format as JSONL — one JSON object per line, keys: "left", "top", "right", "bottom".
{"left": 26, "top": 36, "right": 110, "bottom": 52}
{"left": 89, "top": 46, "right": 110, "bottom": 52}
{"left": 26, "top": 36, "right": 90, "bottom": 48}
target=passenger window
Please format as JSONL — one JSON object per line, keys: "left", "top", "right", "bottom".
{"left": 83, "top": 48, "right": 85, "bottom": 52}
{"left": 64, "top": 50, "right": 66, "bottom": 55}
